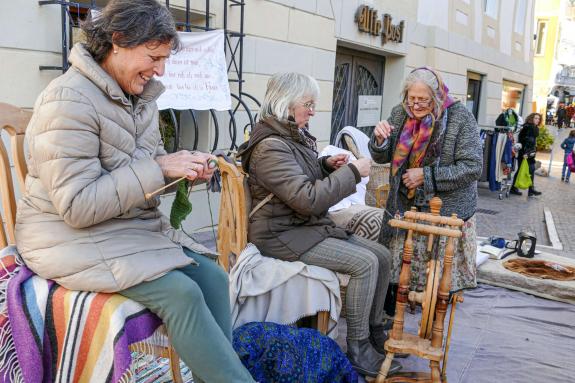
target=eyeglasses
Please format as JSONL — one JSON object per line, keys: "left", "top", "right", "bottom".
{"left": 300, "top": 101, "right": 316, "bottom": 111}
{"left": 406, "top": 99, "right": 432, "bottom": 108}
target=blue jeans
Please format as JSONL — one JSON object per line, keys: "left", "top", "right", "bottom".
{"left": 119, "top": 248, "right": 255, "bottom": 383}
{"left": 562, "top": 153, "right": 572, "bottom": 181}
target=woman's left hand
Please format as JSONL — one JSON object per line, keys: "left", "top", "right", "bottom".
{"left": 326, "top": 153, "right": 350, "bottom": 170}
{"left": 402, "top": 168, "right": 424, "bottom": 189}
{"left": 192, "top": 151, "right": 218, "bottom": 180}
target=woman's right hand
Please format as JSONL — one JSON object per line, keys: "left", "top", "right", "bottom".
{"left": 350, "top": 157, "right": 371, "bottom": 177}
{"left": 155, "top": 150, "right": 216, "bottom": 181}
{"left": 374, "top": 120, "right": 394, "bottom": 146}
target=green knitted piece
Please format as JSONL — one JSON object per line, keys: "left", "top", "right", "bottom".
{"left": 170, "top": 179, "right": 192, "bottom": 229}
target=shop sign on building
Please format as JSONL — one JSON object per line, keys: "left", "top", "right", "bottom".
{"left": 355, "top": 5, "right": 404, "bottom": 45}
{"left": 356, "top": 95, "right": 382, "bottom": 127}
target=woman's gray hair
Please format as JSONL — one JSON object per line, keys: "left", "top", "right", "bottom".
{"left": 401, "top": 68, "right": 445, "bottom": 118}
{"left": 81, "top": 0, "right": 181, "bottom": 63}
{"left": 260, "top": 73, "right": 320, "bottom": 121}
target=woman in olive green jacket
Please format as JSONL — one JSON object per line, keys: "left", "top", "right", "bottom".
{"left": 239, "top": 72, "right": 401, "bottom": 378}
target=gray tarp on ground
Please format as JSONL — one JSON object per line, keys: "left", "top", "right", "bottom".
{"left": 396, "top": 284, "right": 575, "bottom": 383}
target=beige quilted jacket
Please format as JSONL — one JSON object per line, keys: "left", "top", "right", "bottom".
{"left": 15, "top": 44, "right": 215, "bottom": 292}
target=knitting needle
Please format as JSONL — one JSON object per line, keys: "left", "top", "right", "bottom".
{"left": 144, "top": 159, "right": 218, "bottom": 200}
{"left": 145, "top": 176, "right": 186, "bottom": 199}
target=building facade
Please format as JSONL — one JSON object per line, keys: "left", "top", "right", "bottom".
{"left": 533, "top": 0, "right": 575, "bottom": 114}
{"left": 0, "top": 0, "right": 535, "bottom": 232}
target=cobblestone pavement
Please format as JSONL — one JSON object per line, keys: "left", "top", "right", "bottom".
{"left": 477, "top": 125, "right": 575, "bottom": 259}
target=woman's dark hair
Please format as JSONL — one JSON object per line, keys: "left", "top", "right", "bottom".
{"left": 569, "top": 129, "right": 575, "bottom": 138}
{"left": 81, "top": 0, "right": 181, "bottom": 63}
{"left": 525, "top": 113, "right": 543, "bottom": 126}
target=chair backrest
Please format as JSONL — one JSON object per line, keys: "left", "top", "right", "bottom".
{"left": 216, "top": 157, "right": 248, "bottom": 272}
{"left": 0, "top": 103, "right": 31, "bottom": 247}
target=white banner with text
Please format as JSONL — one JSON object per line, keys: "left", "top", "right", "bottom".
{"left": 157, "top": 30, "right": 231, "bottom": 111}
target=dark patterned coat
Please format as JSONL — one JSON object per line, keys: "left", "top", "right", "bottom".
{"left": 369, "top": 102, "right": 483, "bottom": 246}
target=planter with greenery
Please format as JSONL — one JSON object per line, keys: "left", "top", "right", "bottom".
{"left": 536, "top": 125, "right": 554, "bottom": 152}
{"left": 159, "top": 110, "right": 178, "bottom": 153}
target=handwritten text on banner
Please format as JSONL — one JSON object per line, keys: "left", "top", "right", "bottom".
{"left": 157, "top": 30, "right": 231, "bottom": 111}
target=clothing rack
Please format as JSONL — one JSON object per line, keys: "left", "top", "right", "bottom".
{"left": 479, "top": 125, "right": 520, "bottom": 133}
{"left": 478, "top": 125, "right": 517, "bottom": 200}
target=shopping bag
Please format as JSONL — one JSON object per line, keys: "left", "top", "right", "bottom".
{"left": 514, "top": 158, "right": 532, "bottom": 189}
{"left": 568, "top": 151, "right": 575, "bottom": 172}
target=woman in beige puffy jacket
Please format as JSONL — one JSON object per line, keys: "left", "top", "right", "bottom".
{"left": 15, "top": 1, "right": 255, "bottom": 382}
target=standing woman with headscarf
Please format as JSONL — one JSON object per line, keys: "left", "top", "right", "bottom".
{"left": 369, "top": 67, "right": 482, "bottom": 305}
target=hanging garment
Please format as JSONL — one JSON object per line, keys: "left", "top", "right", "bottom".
{"left": 480, "top": 132, "right": 493, "bottom": 182}
{"left": 502, "top": 135, "right": 513, "bottom": 174}
{"left": 495, "top": 133, "right": 508, "bottom": 183}
{"left": 495, "top": 109, "right": 519, "bottom": 127}
{"left": 489, "top": 133, "right": 500, "bottom": 191}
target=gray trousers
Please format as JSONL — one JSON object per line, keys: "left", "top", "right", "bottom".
{"left": 299, "top": 235, "right": 391, "bottom": 340}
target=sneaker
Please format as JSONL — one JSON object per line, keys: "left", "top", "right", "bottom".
{"left": 561, "top": 177, "right": 565, "bottom": 181}
{"left": 509, "top": 187, "right": 522, "bottom": 196}
{"left": 528, "top": 189, "right": 542, "bottom": 196}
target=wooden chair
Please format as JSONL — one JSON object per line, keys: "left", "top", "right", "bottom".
{"left": 216, "top": 157, "right": 330, "bottom": 334}
{"left": 375, "top": 198, "right": 464, "bottom": 383}
{"left": 0, "top": 103, "right": 183, "bottom": 382}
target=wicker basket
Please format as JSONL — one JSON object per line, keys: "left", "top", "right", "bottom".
{"left": 366, "top": 163, "right": 390, "bottom": 207}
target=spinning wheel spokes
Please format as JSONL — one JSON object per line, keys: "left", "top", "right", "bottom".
{"left": 419, "top": 197, "right": 442, "bottom": 339}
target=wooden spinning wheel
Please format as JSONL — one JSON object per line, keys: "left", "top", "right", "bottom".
{"left": 375, "top": 197, "right": 464, "bottom": 383}
{"left": 409, "top": 199, "right": 444, "bottom": 340}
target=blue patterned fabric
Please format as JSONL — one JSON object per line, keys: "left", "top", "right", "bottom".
{"left": 233, "top": 322, "right": 358, "bottom": 383}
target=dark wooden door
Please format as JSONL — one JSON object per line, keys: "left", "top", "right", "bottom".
{"left": 330, "top": 48, "right": 385, "bottom": 143}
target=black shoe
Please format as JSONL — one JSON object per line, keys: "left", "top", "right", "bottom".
{"left": 562, "top": 177, "right": 565, "bottom": 181}
{"left": 528, "top": 189, "right": 542, "bottom": 196}
{"left": 509, "top": 187, "right": 522, "bottom": 196}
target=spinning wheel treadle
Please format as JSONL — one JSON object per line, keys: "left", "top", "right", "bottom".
{"left": 375, "top": 197, "right": 464, "bottom": 383}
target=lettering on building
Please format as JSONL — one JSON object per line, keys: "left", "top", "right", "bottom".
{"left": 355, "top": 5, "right": 404, "bottom": 45}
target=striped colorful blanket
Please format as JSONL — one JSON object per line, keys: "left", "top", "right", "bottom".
{"left": 0, "top": 246, "right": 164, "bottom": 383}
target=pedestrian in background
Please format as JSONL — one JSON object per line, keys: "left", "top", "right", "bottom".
{"left": 561, "top": 129, "right": 575, "bottom": 183}
{"left": 556, "top": 103, "right": 567, "bottom": 129}
{"left": 510, "top": 113, "right": 543, "bottom": 197}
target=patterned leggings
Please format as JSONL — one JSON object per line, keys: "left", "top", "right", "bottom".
{"left": 299, "top": 235, "right": 391, "bottom": 340}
